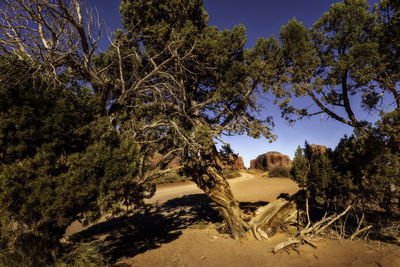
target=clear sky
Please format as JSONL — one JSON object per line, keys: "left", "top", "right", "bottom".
{"left": 87, "top": 0, "right": 381, "bottom": 167}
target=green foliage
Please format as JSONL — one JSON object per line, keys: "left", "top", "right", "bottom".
{"left": 119, "top": 0, "right": 208, "bottom": 53}
{"left": 223, "top": 169, "right": 241, "bottom": 179}
{"left": 291, "top": 142, "right": 336, "bottom": 206}
{"left": 0, "top": 232, "right": 57, "bottom": 267}
{"left": 56, "top": 242, "right": 105, "bottom": 267}
{"left": 220, "top": 144, "right": 236, "bottom": 158}
{"left": 333, "top": 131, "right": 399, "bottom": 211}
{"left": 378, "top": 0, "right": 400, "bottom": 88}
{"left": 265, "top": 0, "right": 400, "bottom": 128}
{"left": 0, "top": 57, "right": 151, "bottom": 265}
{"left": 268, "top": 166, "right": 291, "bottom": 178}
{"left": 291, "top": 112, "right": 400, "bottom": 211}
{"left": 290, "top": 146, "right": 309, "bottom": 187}
{"left": 218, "top": 144, "right": 240, "bottom": 170}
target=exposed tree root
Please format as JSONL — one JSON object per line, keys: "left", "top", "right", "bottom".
{"left": 190, "top": 161, "right": 373, "bottom": 245}
{"left": 272, "top": 205, "right": 374, "bottom": 253}
{"left": 248, "top": 198, "right": 298, "bottom": 240}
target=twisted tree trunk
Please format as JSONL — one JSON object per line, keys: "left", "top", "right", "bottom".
{"left": 186, "top": 145, "right": 298, "bottom": 240}
{"left": 191, "top": 164, "right": 249, "bottom": 239}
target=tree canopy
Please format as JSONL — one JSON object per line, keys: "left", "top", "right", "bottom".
{"left": 0, "top": 1, "right": 399, "bottom": 264}
{"left": 0, "top": 0, "right": 279, "bottom": 245}
{"left": 262, "top": 0, "right": 399, "bottom": 129}
{"left": 0, "top": 55, "right": 156, "bottom": 265}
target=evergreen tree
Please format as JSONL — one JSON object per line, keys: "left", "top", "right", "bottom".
{"left": 96, "top": 0, "right": 281, "bottom": 239}
{"left": 0, "top": 0, "right": 282, "bottom": 241}
{"left": 271, "top": 0, "right": 400, "bottom": 213}
{"left": 291, "top": 115, "right": 400, "bottom": 212}
{"left": 290, "top": 146, "right": 309, "bottom": 189}
{"left": 291, "top": 143, "right": 337, "bottom": 207}
{"left": 260, "top": 0, "right": 399, "bottom": 129}
{"left": 0, "top": 57, "right": 151, "bottom": 264}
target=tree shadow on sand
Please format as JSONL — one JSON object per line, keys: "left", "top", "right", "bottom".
{"left": 70, "top": 194, "right": 223, "bottom": 265}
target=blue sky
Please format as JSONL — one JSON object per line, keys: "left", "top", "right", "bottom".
{"left": 87, "top": 0, "right": 382, "bottom": 167}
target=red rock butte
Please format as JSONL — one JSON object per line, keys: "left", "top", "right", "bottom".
{"left": 250, "top": 152, "right": 292, "bottom": 170}
{"left": 310, "top": 144, "right": 327, "bottom": 155}
{"left": 231, "top": 156, "right": 245, "bottom": 169}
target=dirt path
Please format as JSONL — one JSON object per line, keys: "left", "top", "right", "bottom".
{"left": 149, "top": 171, "right": 300, "bottom": 204}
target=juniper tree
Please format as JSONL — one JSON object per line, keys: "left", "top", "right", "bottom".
{"left": 261, "top": 0, "right": 399, "bottom": 212}
{"left": 103, "top": 0, "right": 293, "bottom": 240}
{"left": 0, "top": 55, "right": 154, "bottom": 264}
{"left": 0, "top": 0, "right": 297, "bottom": 241}
{"left": 291, "top": 121, "right": 400, "bottom": 212}
{"left": 263, "top": 0, "right": 399, "bottom": 128}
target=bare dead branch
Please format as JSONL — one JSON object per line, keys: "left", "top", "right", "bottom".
{"left": 350, "top": 225, "right": 373, "bottom": 241}
{"left": 272, "top": 238, "right": 301, "bottom": 254}
{"left": 315, "top": 205, "right": 352, "bottom": 235}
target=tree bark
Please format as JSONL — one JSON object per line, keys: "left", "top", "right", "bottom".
{"left": 189, "top": 163, "right": 249, "bottom": 239}
{"left": 186, "top": 145, "right": 298, "bottom": 240}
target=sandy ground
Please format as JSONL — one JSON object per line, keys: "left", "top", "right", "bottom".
{"left": 148, "top": 172, "right": 300, "bottom": 204}
{"left": 68, "top": 172, "right": 400, "bottom": 266}
{"left": 126, "top": 229, "right": 400, "bottom": 267}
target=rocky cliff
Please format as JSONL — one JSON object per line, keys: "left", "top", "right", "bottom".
{"left": 148, "top": 152, "right": 181, "bottom": 169}
{"left": 310, "top": 144, "right": 327, "bottom": 155}
{"left": 231, "top": 156, "right": 245, "bottom": 169}
{"left": 249, "top": 152, "right": 292, "bottom": 170}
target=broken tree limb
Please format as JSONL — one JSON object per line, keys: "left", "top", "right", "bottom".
{"left": 351, "top": 213, "right": 365, "bottom": 238}
{"left": 302, "top": 237, "right": 318, "bottom": 248}
{"left": 305, "top": 197, "right": 311, "bottom": 229}
{"left": 350, "top": 225, "right": 373, "bottom": 241}
{"left": 272, "top": 238, "right": 301, "bottom": 254}
{"left": 315, "top": 205, "right": 352, "bottom": 235}
{"left": 300, "top": 214, "right": 336, "bottom": 236}
{"left": 249, "top": 198, "right": 297, "bottom": 240}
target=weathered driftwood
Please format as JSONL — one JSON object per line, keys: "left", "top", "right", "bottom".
{"left": 349, "top": 213, "right": 372, "bottom": 240}
{"left": 272, "top": 238, "right": 300, "bottom": 254}
{"left": 350, "top": 225, "right": 373, "bottom": 240}
{"left": 249, "top": 198, "right": 297, "bottom": 240}
{"left": 272, "top": 205, "right": 355, "bottom": 253}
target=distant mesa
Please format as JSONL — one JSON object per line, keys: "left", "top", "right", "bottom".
{"left": 148, "top": 152, "right": 245, "bottom": 170}
{"left": 148, "top": 152, "right": 181, "bottom": 169}
{"left": 231, "top": 156, "right": 245, "bottom": 170}
{"left": 249, "top": 151, "right": 292, "bottom": 170}
{"left": 310, "top": 144, "right": 327, "bottom": 155}
{"left": 221, "top": 154, "right": 245, "bottom": 170}
{"left": 250, "top": 159, "right": 257, "bottom": 170}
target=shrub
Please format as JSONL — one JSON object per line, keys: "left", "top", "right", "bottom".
{"left": 56, "top": 242, "right": 105, "bottom": 267}
{"left": 268, "top": 165, "right": 291, "bottom": 178}
{"left": 290, "top": 143, "right": 337, "bottom": 206}
{"left": 291, "top": 113, "right": 400, "bottom": 212}
{"left": 0, "top": 232, "right": 57, "bottom": 267}
{"left": 153, "top": 170, "right": 189, "bottom": 184}
{"left": 0, "top": 58, "right": 153, "bottom": 265}
{"left": 223, "top": 169, "right": 241, "bottom": 179}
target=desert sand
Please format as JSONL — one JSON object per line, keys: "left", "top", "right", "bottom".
{"left": 68, "top": 172, "right": 400, "bottom": 266}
